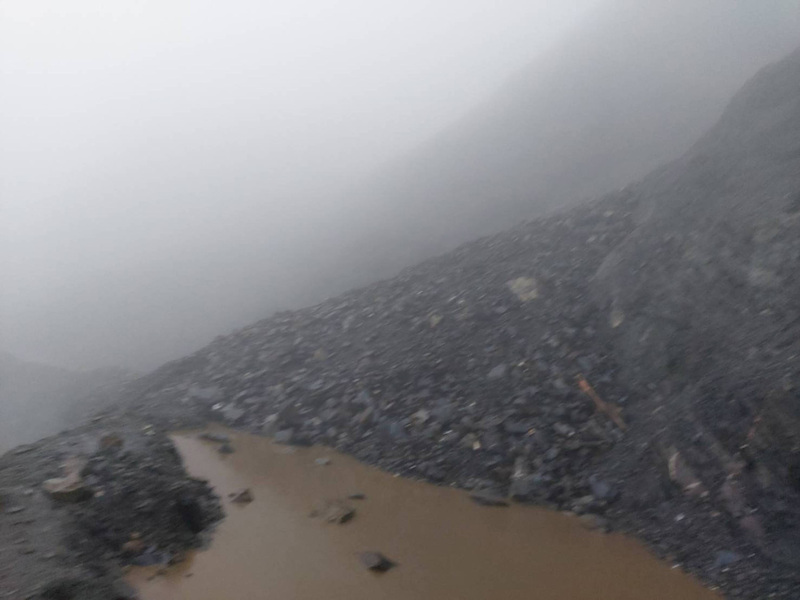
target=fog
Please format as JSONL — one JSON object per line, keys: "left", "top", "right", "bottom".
{"left": 1, "top": 0, "right": 597, "bottom": 370}
{"left": 1, "top": 0, "right": 798, "bottom": 373}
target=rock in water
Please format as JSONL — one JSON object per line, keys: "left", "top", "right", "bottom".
{"left": 311, "top": 499, "right": 356, "bottom": 524}
{"left": 469, "top": 490, "right": 509, "bottom": 507}
{"left": 359, "top": 551, "right": 396, "bottom": 572}
{"left": 231, "top": 489, "right": 254, "bottom": 504}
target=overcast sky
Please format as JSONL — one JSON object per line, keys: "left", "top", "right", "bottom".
{"left": 1, "top": 0, "right": 600, "bottom": 369}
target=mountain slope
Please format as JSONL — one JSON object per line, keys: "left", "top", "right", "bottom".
{"left": 593, "top": 45, "right": 800, "bottom": 567}
{"left": 125, "top": 46, "right": 800, "bottom": 599}
{"left": 323, "top": 0, "right": 799, "bottom": 279}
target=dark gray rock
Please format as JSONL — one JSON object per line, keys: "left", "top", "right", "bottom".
{"left": 273, "top": 429, "right": 295, "bottom": 445}
{"left": 509, "top": 474, "right": 546, "bottom": 502}
{"left": 359, "top": 551, "right": 396, "bottom": 572}
{"left": 378, "top": 421, "right": 408, "bottom": 442}
{"left": 487, "top": 364, "right": 508, "bottom": 380}
{"left": 588, "top": 475, "right": 617, "bottom": 502}
{"left": 503, "top": 419, "right": 529, "bottom": 435}
{"left": 714, "top": 551, "right": 742, "bottom": 569}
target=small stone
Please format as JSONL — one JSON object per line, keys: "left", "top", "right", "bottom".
{"left": 379, "top": 421, "right": 408, "bottom": 441}
{"left": 411, "top": 409, "right": 430, "bottom": 425}
{"left": 578, "top": 514, "right": 608, "bottom": 531}
{"left": 509, "top": 474, "right": 545, "bottom": 502}
{"left": 312, "top": 500, "right": 356, "bottom": 524}
{"left": 121, "top": 538, "right": 146, "bottom": 555}
{"left": 42, "top": 457, "right": 92, "bottom": 503}
{"left": 221, "top": 405, "right": 246, "bottom": 424}
{"left": 348, "top": 493, "right": 367, "bottom": 500}
{"left": 314, "top": 457, "right": 332, "bottom": 467}
{"left": 218, "top": 442, "right": 235, "bottom": 454}
{"left": 503, "top": 420, "right": 529, "bottom": 435}
{"left": 487, "top": 364, "right": 508, "bottom": 380}
{"left": 469, "top": 490, "right": 509, "bottom": 507}
{"left": 274, "top": 429, "right": 296, "bottom": 445}
{"left": 359, "top": 551, "right": 395, "bottom": 572}
{"left": 507, "top": 277, "right": 539, "bottom": 301}
{"left": 553, "top": 422, "right": 575, "bottom": 437}
{"left": 231, "top": 489, "right": 254, "bottom": 504}
{"left": 460, "top": 433, "right": 479, "bottom": 449}
{"left": 739, "top": 515, "right": 765, "bottom": 542}
{"left": 199, "top": 432, "right": 230, "bottom": 444}
{"left": 667, "top": 450, "right": 706, "bottom": 497}
{"left": 588, "top": 475, "right": 617, "bottom": 501}
{"left": 713, "top": 551, "right": 741, "bottom": 569}
{"left": 98, "top": 433, "right": 124, "bottom": 451}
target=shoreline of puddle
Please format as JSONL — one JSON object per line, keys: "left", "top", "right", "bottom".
{"left": 129, "top": 427, "right": 720, "bottom": 600}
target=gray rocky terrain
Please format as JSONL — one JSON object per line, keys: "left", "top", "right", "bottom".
{"left": 2, "top": 44, "right": 799, "bottom": 600}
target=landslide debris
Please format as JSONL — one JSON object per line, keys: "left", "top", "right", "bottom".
{"left": 125, "top": 47, "right": 800, "bottom": 599}
{"left": 0, "top": 418, "right": 221, "bottom": 599}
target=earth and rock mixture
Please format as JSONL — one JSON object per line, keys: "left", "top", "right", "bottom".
{"left": 2, "top": 47, "right": 800, "bottom": 600}
{"left": 0, "top": 419, "right": 221, "bottom": 599}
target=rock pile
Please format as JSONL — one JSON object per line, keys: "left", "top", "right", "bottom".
{"left": 65, "top": 432, "right": 222, "bottom": 567}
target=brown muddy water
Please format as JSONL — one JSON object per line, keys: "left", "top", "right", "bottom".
{"left": 130, "top": 429, "right": 720, "bottom": 600}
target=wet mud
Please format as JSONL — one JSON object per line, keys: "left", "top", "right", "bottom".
{"left": 131, "top": 429, "right": 719, "bottom": 600}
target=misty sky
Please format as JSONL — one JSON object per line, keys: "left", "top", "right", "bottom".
{"left": 1, "top": 0, "right": 599, "bottom": 370}
{"left": 2, "top": 1, "right": 798, "bottom": 373}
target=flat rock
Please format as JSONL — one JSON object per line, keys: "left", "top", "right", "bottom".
{"left": 359, "top": 551, "right": 396, "bottom": 572}
{"left": 311, "top": 500, "right": 356, "bottom": 524}
{"left": 42, "top": 457, "right": 92, "bottom": 503}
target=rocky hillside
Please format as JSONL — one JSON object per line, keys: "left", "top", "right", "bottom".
{"left": 324, "top": 0, "right": 800, "bottom": 280}
{"left": 122, "top": 47, "right": 800, "bottom": 599}
{"left": 594, "top": 43, "right": 800, "bottom": 569}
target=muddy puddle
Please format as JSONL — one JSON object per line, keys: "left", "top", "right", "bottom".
{"left": 130, "top": 429, "right": 719, "bottom": 600}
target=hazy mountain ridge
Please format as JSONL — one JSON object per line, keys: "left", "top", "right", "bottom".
{"left": 322, "top": 0, "right": 800, "bottom": 282}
